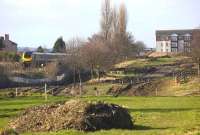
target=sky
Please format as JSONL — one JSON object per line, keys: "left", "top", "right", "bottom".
{"left": 0, "top": 0, "right": 199, "bottom": 48}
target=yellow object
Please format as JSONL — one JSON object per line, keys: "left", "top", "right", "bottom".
{"left": 21, "top": 52, "right": 32, "bottom": 63}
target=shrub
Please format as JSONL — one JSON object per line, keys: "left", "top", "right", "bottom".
{"left": 0, "top": 52, "right": 20, "bottom": 62}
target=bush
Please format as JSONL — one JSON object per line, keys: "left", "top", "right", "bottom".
{"left": 45, "top": 62, "right": 59, "bottom": 79}
{"left": 7, "top": 92, "right": 15, "bottom": 98}
{"left": 0, "top": 65, "right": 10, "bottom": 87}
{"left": 0, "top": 52, "right": 20, "bottom": 62}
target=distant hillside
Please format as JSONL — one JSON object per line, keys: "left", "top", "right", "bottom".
{"left": 18, "top": 47, "right": 52, "bottom": 52}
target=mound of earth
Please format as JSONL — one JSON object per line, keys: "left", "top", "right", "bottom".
{"left": 9, "top": 100, "right": 133, "bottom": 133}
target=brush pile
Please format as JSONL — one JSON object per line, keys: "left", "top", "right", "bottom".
{"left": 9, "top": 100, "right": 133, "bottom": 133}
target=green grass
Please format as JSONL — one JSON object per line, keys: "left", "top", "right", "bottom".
{"left": 0, "top": 96, "right": 200, "bottom": 135}
{"left": 115, "top": 57, "right": 180, "bottom": 69}
{"left": 110, "top": 57, "right": 180, "bottom": 78}
{"left": 107, "top": 72, "right": 143, "bottom": 78}
{"left": 83, "top": 83, "right": 116, "bottom": 95}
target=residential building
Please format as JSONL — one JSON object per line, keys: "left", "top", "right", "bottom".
{"left": 0, "top": 34, "right": 17, "bottom": 52}
{"left": 156, "top": 29, "right": 195, "bottom": 53}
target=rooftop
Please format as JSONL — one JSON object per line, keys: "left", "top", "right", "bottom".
{"left": 156, "top": 29, "right": 196, "bottom": 35}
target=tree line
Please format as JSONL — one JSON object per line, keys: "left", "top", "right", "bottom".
{"left": 35, "top": 0, "right": 146, "bottom": 87}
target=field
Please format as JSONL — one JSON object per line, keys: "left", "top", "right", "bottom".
{"left": 0, "top": 96, "right": 200, "bottom": 135}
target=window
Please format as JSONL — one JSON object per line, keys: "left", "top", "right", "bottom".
{"left": 171, "top": 34, "right": 178, "bottom": 41}
{"left": 184, "top": 34, "right": 191, "bottom": 41}
{"left": 171, "top": 48, "right": 177, "bottom": 52}
{"left": 24, "top": 52, "right": 33, "bottom": 58}
{"left": 184, "top": 36, "right": 191, "bottom": 41}
{"left": 166, "top": 42, "right": 168, "bottom": 47}
{"left": 156, "top": 36, "right": 161, "bottom": 41}
{"left": 171, "top": 36, "right": 178, "bottom": 41}
{"left": 178, "top": 36, "right": 183, "bottom": 40}
{"left": 161, "top": 49, "right": 163, "bottom": 52}
{"left": 161, "top": 43, "right": 163, "bottom": 47}
{"left": 184, "top": 42, "right": 191, "bottom": 47}
{"left": 171, "top": 42, "right": 178, "bottom": 48}
{"left": 166, "top": 49, "right": 169, "bottom": 52}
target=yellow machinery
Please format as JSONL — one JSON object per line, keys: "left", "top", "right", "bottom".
{"left": 21, "top": 51, "right": 33, "bottom": 65}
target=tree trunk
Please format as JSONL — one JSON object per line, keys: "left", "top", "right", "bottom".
{"left": 198, "top": 58, "right": 200, "bottom": 77}
{"left": 78, "top": 69, "right": 82, "bottom": 96}
{"left": 91, "top": 65, "right": 94, "bottom": 79}
{"left": 73, "top": 66, "right": 76, "bottom": 88}
{"left": 98, "top": 68, "right": 100, "bottom": 82}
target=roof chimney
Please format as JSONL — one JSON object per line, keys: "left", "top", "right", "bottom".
{"left": 5, "top": 34, "right": 9, "bottom": 41}
{"left": 0, "top": 36, "right": 4, "bottom": 40}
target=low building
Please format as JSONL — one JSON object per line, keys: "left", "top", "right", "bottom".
{"left": 0, "top": 34, "right": 17, "bottom": 52}
{"left": 156, "top": 29, "right": 196, "bottom": 53}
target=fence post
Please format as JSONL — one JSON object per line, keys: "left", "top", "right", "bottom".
{"left": 130, "top": 80, "right": 133, "bottom": 85}
{"left": 52, "top": 89, "right": 54, "bottom": 96}
{"left": 45, "top": 83, "right": 47, "bottom": 101}
{"left": 156, "top": 88, "right": 158, "bottom": 96}
{"left": 15, "top": 88, "right": 18, "bottom": 97}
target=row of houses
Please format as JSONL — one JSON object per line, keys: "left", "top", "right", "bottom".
{"left": 156, "top": 29, "right": 200, "bottom": 53}
{"left": 0, "top": 34, "right": 17, "bottom": 52}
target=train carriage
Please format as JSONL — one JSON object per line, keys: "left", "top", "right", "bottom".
{"left": 21, "top": 52, "right": 67, "bottom": 67}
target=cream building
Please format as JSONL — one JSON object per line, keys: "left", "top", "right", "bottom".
{"left": 156, "top": 29, "right": 193, "bottom": 53}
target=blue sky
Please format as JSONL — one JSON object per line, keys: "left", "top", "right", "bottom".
{"left": 0, "top": 0, "right": 199, "bottom": 48}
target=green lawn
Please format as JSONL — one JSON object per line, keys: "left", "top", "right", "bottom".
{"left": 0, "top": 96, "right": 200, "bottom": 135}
{"left": 115, "top": 57, "right": 180, "bottom": 69}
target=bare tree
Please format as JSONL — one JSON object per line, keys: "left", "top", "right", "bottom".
{"left": 101, "top": 0, "right": 113, "bottom": 41}
{"left": 82, "top": 34, "right": 113, "bottom": 80}
{"left": 134, "top": 41, "right": 146, "bottom": 56}
{"left": 111, "top": 6, "right": 119, "bottom": 37}
{"left": 110, "top": 2, "right": 134, "bottom": 60}
{"left": 45, "top": 62, "right": 59, "bottom": 79}
{"left": 118, "top": 3, "right": 127, "bottom": 35}
{"left": 65, "top": 38, "right": 85, "bottom": 88}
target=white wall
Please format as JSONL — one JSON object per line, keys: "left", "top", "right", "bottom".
{"left": 156, "top": 41, "right": 171, "bottom": 52}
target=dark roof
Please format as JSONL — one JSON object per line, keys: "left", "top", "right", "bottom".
{"left": 156, "top": 29, "right": 196, "bottom": 35}
{"left": 9, "top": 40, "right": 17, "bottom": 45}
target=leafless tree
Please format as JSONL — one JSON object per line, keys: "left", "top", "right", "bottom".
{"left": 134, "top": 41, "right": 146, "bottom": 56}
{"left": 45, "top": 62, "right": 59, "bottom": 79}
{"left": 101, "top": 0, "right": 113, "bottom": 41}
{"left": 81, "top": 34, "right": 113, "bottom": 80}
{"left": 118, "top": 3, "right": 127, "bottom": 35}
{"left": 65, "top": 38, "right": 85, "bottom": 88}
{"left": 111, "top": 6, "right": 119, "bottom": 37}
{"left": 109, "top": 2, "right": 134, "bottom": 60}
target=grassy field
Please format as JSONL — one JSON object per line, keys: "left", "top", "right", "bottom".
{"left": 0, "top": 96, "right": 200, "bottom": 135}
{"left": 114, "top": 57, "right": 180, "bottom": 69}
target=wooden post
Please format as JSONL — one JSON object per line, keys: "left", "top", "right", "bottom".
{"left": 174, "top": 72, "right": 178, "bottom": 86}
{"left": 52, "top": 89, "right": 54, "bottom": 96}
{"left": 45, "top": 83, "right": 47, "bottom": 101}
{"left": 130, "top": 80, "right": 133, "bottom": 85}
{"left": 15, "top": 88, "right": 18, "bottom": 97}
{"left": 156, "top": 88, "right": 158, "bottom": 96}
